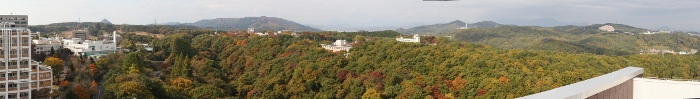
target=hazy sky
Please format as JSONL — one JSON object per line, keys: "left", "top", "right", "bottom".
{"left": 2, "top": 0, "right": 699, "bottom": 31}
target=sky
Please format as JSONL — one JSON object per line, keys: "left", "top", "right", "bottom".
{"left": 2, "top": 0, "right": 699, "bottom": 31}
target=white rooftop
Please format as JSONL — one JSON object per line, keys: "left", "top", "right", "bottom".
{"left": 634, "top": 78, "right": 700, "bottom": 99}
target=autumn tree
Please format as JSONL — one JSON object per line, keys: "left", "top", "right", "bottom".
{"left": 73, "top": 86, "right": 90, "bottom": 99}
{"left": 43, "top": 57, "right": 64, "bottom": 78}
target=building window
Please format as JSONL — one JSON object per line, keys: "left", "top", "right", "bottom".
{"left": 10, "top": 50, "right": 16, "bottom": 54}
{"left": 9, "top": 83, "right": 16, "bottom": 88}
{"left": 8, "top": 94, "right": 15, "bottom": 98}
{"left": 0, "top": 74, "right": 5, "bottom": 78}
{"left": 22, "top": 49, "right": 28, "bottom": 54}
{"left": 8, "top": 73, "right": 16, "bottom": 77}
{"left": 19, "top": 83, "right": 27, "bottom": 87}
{"left": 21, "top": 37, "right": 29, "bottom": 44}
{"left": 20, "top": 72, "right": 27, "bottom": 76}
{"left": 19, "top": 93, "right": 28, "bottom": 97}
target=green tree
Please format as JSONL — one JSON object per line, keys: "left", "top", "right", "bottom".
{"left": 189, "top": 85, "right": 224, "bottom": 99}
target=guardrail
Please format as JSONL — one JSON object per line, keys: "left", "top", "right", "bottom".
{"left": 518, "top": 67, "right": 643, "bottom": 99}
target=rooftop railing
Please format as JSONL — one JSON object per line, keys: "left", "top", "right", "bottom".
{"left": 518, "top": 67, "right": 643, "bottom": 99}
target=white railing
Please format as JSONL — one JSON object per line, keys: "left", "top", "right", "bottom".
{"left": 518, "top": 67, "right": 643, "bottom": 99}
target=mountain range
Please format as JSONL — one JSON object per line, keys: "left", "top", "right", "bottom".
{"left": 167, "top": 16, "right": 320, "bottom": 31}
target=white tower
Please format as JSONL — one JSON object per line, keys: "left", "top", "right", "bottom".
{"left": 112, "top": 31, "right": 117, "bottom": 43}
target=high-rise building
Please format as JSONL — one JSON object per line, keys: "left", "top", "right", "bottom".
{"left": 1, "top": 15, "right": 53, "bottom": 99}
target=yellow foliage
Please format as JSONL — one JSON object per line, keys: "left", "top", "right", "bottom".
{"left": 170, "top": 77, "right": 193, "bottom": 91}
{"left": 362, "top": 88, "right": 381, "bottom": 99}
{"left": 498, "top": 76, "right": 510, "bottom": 83}
{"left": 444, "top": 93, "right": 455, "bottom": 99}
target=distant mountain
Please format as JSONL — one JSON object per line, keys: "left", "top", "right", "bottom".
{"left": 101, "top": 19, "right": 112, "bottom": 25}
{"left": 468, "top": 21, "right": 505, "bottom": 28}
{"left": 395, "top": 20, "right": 466, "bottom": 35}
{"left": 172, "top": 16, "right": 320, "bottom": 31}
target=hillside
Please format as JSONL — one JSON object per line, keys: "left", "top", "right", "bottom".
{"left": 178, "top": 16, "right": 320, "bottom": 31}
{"left": 453, "top": 25, "right": 700, "bottom": 55}
{"left": 395, "top": 20, "right": 508, "bottom": 36}
{"left": 396, "top": 20, "right": 466, "bottom": 35}
{"left": 96, "top": 31, "right": 700, "bottom": 98}
{"left": 468, "top": 21, "right": 506, "bottom": 28}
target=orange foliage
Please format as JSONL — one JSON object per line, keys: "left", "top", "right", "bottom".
{"left": 60, "top": 80, "right": 70, "bottom": 87}
{"left": 73, "top": 86, "right": 91, "bottom": 99}
{"left": 89, "top": 63, "right": 98, "bottom": 77}
{"left": 451, "top": 77, "right": 467, "bottom": 90}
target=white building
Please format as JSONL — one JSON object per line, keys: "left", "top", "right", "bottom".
{"left": 141, "top": 44, "right": 153, "bottom": 52}
{"left": 396, "top": 34, "right": 421, "bottom": 43}
{"left": 321, "top": 40, "right": 352, "bottom": 52}
{"left": 1, "top": 15, "right": 54, "bottom": 99}
{"left": 599, "top": 25, "right": 615, "bottom": 32}
{"left": 32, "top": 37, "right": 63, "bottom": 53}
{"left": 63, "top": 31, "right": 117, "bottom": 56}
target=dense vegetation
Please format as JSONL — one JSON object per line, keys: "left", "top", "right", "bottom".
{"left": 59, "top": 30, "right": 697, "bottom": 98}
{"left": 453, "top": 25, "right": 700, "bottom": 55}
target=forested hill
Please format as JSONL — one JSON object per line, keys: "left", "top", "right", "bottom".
{"left": 453, "top": 25, "right": 699, "bottom": 55}
{"left": 175, "top": 16, "right": 321, "bottom": 31}
{"left": 396, "top": 20, "right": 466, "bottom": 35}
{"left": 95, "top": 31, "right": 700, "bottom": 98}
{"left": 395, "top": 20, "right": 508, "bottom": 36}
{"left": 468, "top": 21, "right": 506, "bottom": 28}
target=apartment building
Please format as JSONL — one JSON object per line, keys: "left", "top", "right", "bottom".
{"left": 1, "top": 15, "right": 54, "bottom": 99}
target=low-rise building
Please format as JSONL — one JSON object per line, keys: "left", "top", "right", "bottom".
{"left": 321, "top": 40, "right": 352, "bottom": 52}
{"left": 32, "top": 37, "right": 63, "bottom": 53}
{"left": 396, "top": 34, "right": 421, "bottom": 43}
{"left": 63, "top": 32, "right": 118, "bottom": 56}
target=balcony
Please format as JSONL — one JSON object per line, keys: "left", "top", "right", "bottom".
{"left": 20, "top": 65, "right": 28, "bottom": 69}
{"left": 20, "top": 76, "right": 28, "bottom": 79}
